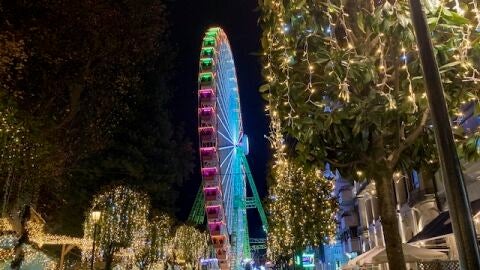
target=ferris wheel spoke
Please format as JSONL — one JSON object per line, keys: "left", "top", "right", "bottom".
{"left": 217, "top": 95, "right": 234, "bottom": 140}
{"left": 221, "top": 153, "right": 234, "bottom": 186}
{"left": 220, "top": 148, "right": 234, "bottom": 168}
{"left": 216, "top": 82, "right": 235, "bottom": 134}
{"left": 218, "top": 145, "right": 234, "bottom": 151}
{"left": 217, "top": 130, "right": 234, "bottom": 146}
{"left": 217, "top": 112, "right": 234, "bottom": 142}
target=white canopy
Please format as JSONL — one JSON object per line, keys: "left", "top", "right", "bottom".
{"left": 341, "top": 244, "right": 447, "bottom": 269}
{"left": 372, "top": 243, "right": 447, "bottom": 264}
{"left": 341, "top": 246, "right": 383, "bottom": 269}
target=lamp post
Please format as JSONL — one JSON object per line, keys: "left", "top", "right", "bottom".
{"left": 407, "top": 0, "right": 480, "bottom": 269}
{"left": 90, "top": 210, "right": 102, "bottom": 270}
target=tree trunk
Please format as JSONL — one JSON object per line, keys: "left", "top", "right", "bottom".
{"left": 2, "top": 167, "right": 13, "bottom": 216}
{"left": 105, "top": 255, "right": 113, "bottom": 270}
{"left": 374, "top": 165, "right": 406, "bottom": 270}
{"left": 104, "top": 244, "right": 115, "bottom": 270}
{"left": 10, "top": 205, "right": 30, "bottom": 270}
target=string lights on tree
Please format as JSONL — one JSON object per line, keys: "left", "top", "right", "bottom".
{"left": 82, "top": 186, "right": 150, "bottom": 269}
{"left": 133, "top": 213, "right": 174, "bottom": 270}
{"left": 260, "top": 0, "right": 480, "bottom": 268}
{"left": 171, "top": 225, "right": 208, "bottom": 268}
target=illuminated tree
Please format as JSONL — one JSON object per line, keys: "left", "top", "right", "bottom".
{"left": 83, "top": 186, "right": 150, "bottom": 270}
{"left": 266, "top": 114, "right": 336, "bottom": 263}
{"left": 260, "top": 0, "right": 480, "bottom": 268}
{"left": 267, "top": 160, "right": 336, "bottom": 262}
{"left": 172, "top": 225, "right": 208, "bottom": 269}
{"left": 134, "top": 213, "right": 174, "bottom": 270}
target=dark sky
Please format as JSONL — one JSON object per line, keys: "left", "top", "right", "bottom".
{"left": 169, "top": 0, "right": 270, "bottom": 238}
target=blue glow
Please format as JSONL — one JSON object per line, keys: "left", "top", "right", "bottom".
{"left": 325, "top": 26, "right": 332, "bottom": 34}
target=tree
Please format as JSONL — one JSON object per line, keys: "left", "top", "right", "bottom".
{"left": 0, "top": 0, "right": 176, "bottom": 230}
{"left": 134, "top": 213, "right": 175, "bottom": 270}
{"left": 57, "top": 66, "right": 194, "bottom": 235}
{"left": 259, "top": 0, "right": 480, "bottom": 269}
{"left": 83, "top": 186, "right": 150, "bottom": 270}
{"left": 0, "top": 32, "right": 56, "bottom": 216}
{"left": 172, "top": 225, "right": 208, "bottom": 269}
{"left": 267, "top": 162, "right": 336, "bottom": 263}
{"left": 266, "top": 114, "right": 336, "bottom": 264}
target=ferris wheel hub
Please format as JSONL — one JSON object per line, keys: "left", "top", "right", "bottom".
{"left": 239, "top": 134, "right": 249, "bottom": 156}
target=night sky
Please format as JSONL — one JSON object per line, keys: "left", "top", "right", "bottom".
{"left": 170, "top": 0, "right": 270, "bottom": 238}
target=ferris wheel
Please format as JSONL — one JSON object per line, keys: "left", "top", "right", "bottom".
{"left": 196, "top": 27, "right": 267, "bottom": 270}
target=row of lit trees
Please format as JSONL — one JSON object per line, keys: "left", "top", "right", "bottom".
{"left": 83, "top": 186, "right": 208, "bottom": 270}
{"left": 260, "top": 0, "right": 480, "bottom": 269}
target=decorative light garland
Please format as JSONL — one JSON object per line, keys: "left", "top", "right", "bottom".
{"left": 260, "top": 0, "right": 480, "bottom": 261}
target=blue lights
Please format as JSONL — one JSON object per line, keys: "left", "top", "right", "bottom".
{"left": 325, "top": 26, "right": 332, "bottom": 34}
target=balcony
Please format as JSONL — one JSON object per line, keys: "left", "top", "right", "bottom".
{"left": 343, "top": 237, "right": 362, "bottom": 253}
{"left": 340, "top": 212, "right": 358, "bottom": 228}
{"left": 407, "top": 188, "right": 435, "bottom": 208}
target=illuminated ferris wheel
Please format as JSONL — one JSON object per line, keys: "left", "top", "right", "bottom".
{"left": 195, "top": 27, "right": 268, "bottom": 270}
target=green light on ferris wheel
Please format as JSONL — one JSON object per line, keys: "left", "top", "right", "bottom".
{"left": 199, "top": 72, "right": 213, "bottom": 84}
{"left": 200, "top": 58, "right": 213, "bottom": 69}
{"left": 201, "top": 47, "right": 214, "bottom": 57}
{"left": 203, "top": 37, "right": 216, "bottom": 47}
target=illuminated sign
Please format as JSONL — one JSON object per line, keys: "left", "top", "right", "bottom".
{"left": 302, "top": 253, "right": 315, "bottom": 268}
{"left": 295, "top": 252, "right": 315, "bottom": 268}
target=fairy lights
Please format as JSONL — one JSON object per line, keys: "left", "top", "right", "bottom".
{"left": 82, "top": 186, "right": 150, "bottom": 267}
{"left": 260, "top": 0, "right": 480, "bottom": 157}
{"left": 261, "top": 2, "right": 337, "bottom": 256}
{"left": 171, "top": 225, "right": 208, "bottom": 268}
{"left": 260, "top": 0, "right": 480, "bottom": 262}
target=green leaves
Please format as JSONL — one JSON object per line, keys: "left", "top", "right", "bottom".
{"left": 260, "top": 0, "right": 480, "bottom": 181}
{"left": 441, "top": 8, "right": 470, "bottom": 25}
{"left": 439, "top": 61, "right": 462, "bottom": 72}
{"left": 267, "top": 162, "right": 336, "bottom": 258}
{"left": 259, "top": 83, "right": 270, "bottom": 93}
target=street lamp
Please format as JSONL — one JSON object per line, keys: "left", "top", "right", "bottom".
{"left": 90, "top": 210, "right": 102, "bottom": 270}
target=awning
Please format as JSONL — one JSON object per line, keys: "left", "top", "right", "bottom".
{"left": 371, "top": 243, "right": 447, "bottom": 264}
{"left": 341, "top": 244, "right": 448, "bottom": 269}
{"left": 341, "top": 246, "right": 383, "bottom": 269}
{"left": 409, "top": 199, "right": 480, "bottom": 243}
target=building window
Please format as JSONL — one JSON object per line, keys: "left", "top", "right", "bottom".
{"left": 411, "top": 170, "right": 420, "bottom": 190}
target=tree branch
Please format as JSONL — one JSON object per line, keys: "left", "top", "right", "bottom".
{"left": 387, "top": 108, "right": 430, "bottom": 167}
{"left": 325, "top": 158, "right": 362, "bottom": 168}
